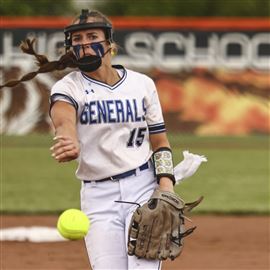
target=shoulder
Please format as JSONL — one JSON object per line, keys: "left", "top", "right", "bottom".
{"left": 50, "top": 71, "right": 81, "bottom": 109}
{"left": 51, "top": 71, "right": 83, "bottom": 99}
{"left": 127, "top": 69, "right": 156, "bottom": 93}
{"left": 127, "top": 68, "right": 152, "bottom": 81}
{"left": 120, "top": 66, "right": 155, "bottom": 89}
{"left": 52, "top": 71, "right": 81, "bottom": 89}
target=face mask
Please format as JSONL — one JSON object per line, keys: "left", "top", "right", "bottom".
{"left": 77, "top": 55, "right": 102, "bottom": 72}
{"left": 72, "top": 41, "right": 108, "bottom": 72}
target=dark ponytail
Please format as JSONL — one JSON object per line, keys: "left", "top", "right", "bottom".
{"left": 0, "top": 38, "right": 78, "bottom": 89}
{"left": 1, "top": 10, "right": 116, "bottom": 90}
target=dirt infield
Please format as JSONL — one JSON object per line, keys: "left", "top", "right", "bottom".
{"left": 1, "top": 215, "right": 269, "bottom": 270}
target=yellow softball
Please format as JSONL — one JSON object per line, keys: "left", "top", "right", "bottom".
{"left": 57, "top": 209, "right": 90, "bottom": 240}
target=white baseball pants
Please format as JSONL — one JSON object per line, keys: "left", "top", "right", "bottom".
{"left": 80, "top": 163, "right": 162, "bottom": 270}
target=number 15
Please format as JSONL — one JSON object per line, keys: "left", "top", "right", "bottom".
{"left": 127, "top": 127, "right": 147, "bottom": 147}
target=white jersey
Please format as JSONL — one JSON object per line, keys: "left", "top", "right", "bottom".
{"left": 50, "top": 65, "right": 166, "bottom": 181}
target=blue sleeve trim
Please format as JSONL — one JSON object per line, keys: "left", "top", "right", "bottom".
{"left": 50, "top": 93, "right": 78, "bottom": 111}
{"left": 148, "top": 123, "right": 166, "bottom": 134}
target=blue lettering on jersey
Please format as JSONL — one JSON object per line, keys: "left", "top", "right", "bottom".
{"left": 97, "top": 100, "right": 107, "bottom": 123}
{"left": 80, "top": 98, "right": 146, "bottom": 125}
{"left": 89, "top": 101, "right": 97, "bottom": 124}
{"left": 106, "top": 100, "right": 116, "bottom": 123}
{"left": 80, "top": 103, "right": 89, "bottom": 124}
{"left": 133, "top": 99, "right": 141, "bottom": 122}
{"left": 142, "top": 98, "right": 147, "bottom": 121}
{"left": 115, "top": 100, "right": 124, "bottom": 122}
{"left": 126, "top": 100, "right": 134, "bottom": 122}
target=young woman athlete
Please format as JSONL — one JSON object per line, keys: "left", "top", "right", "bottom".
{"left": 50, "top": 9, "right": 178, "bottom": 269}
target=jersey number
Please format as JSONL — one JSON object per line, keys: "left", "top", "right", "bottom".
{"left": 127, "top": 127, "right": 147, "bottom": 147}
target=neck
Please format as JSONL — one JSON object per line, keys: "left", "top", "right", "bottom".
{"left": 84, "top": 65, "right": 120, "bottom": 85}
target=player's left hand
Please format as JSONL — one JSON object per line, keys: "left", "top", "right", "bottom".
{"left": 127, "top": 188, "right": 203, "bottom": 260}
{"left": 50, "top": 135, "right": 80, "bottom": 162}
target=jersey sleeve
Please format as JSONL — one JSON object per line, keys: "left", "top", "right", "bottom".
{"left": 144, "top": 76, "right": 166, "bottom": 134}
{"left": 50, "top": 78, "right": 79, "bottom": 113}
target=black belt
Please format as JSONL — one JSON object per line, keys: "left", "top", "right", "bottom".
{"left": 83, "top": 161, "right": 149, "bottom": 184}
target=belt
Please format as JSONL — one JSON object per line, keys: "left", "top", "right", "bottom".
{"left": 83, "top": 161, "right": 149, "bottom": 184}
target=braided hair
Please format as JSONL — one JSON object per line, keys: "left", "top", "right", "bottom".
{"left": 0, "top": 10, "right": 115, "bottom": 90}
{"left": 0, "top": 38, "right": 77, "bottom": 89}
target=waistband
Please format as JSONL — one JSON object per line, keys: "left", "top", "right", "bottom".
{"left": 83, "top": 161, "right": 150, "bottom": 184}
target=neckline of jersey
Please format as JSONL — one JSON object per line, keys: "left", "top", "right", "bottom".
{"left": 81, "top": 65, "right": 127, "bottom": 90}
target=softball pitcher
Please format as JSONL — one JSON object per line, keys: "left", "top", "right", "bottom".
{"left": 0, "top": 9, "right": 196, "bottom": 270}
{"left": 50, "top": 10, "right": 176, "bottom": 269}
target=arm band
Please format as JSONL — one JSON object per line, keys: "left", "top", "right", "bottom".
{"left": 153, "top": 147, "right": 175, "bottom": 185}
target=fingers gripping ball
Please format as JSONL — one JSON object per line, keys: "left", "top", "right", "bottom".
{"left": 57, "top": 209, "right": 90, "bottom": 240}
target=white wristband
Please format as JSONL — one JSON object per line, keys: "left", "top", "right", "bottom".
{"left": 153, "top": 147, "right": 175, "bottom": 185}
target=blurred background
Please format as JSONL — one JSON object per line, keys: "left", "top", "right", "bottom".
{"left": 0, "top": 0, "right": 269, "bottom": 214}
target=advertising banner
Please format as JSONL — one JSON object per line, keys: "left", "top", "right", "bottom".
{"left": 1, "top": 17, "right": 269, "bottom": 135}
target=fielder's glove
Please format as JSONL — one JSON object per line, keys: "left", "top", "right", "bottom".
{"left": 127, "top": 189, "right": 203, "bottom": 260}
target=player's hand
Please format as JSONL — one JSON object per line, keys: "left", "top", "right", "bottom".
{"left": 50, "top": 135, "right": 80, "bottom": 162}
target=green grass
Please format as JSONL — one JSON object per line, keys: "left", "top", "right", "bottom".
{"left": 169, "top": 134, "right": 269, "bottom": 214}
{"left": 1, "top": 134, "right": 80, "bottom": 213}
{"left": 1, "top": 134, "right": 269, "bottom": 214}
